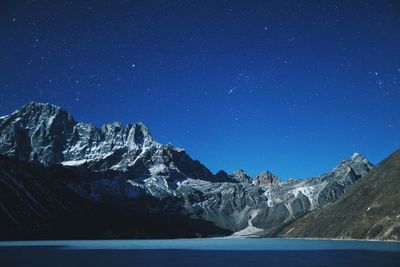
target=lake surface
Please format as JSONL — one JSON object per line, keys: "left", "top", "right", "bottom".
{"left": 1, "top": 238, "right": 400, "bottom": 267}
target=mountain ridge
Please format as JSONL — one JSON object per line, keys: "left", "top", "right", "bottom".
{"left": 0, "top": 102, "right": 367, "bottom": 181}
{"left": 0, "top": 102, "right": 378, "bottom": 239}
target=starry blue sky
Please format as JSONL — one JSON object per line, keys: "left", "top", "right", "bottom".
{"left": 0, "top": 0, "right": 399, "bottom": 178}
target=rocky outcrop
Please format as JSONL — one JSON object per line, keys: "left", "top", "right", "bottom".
{"left": 252, "top": 171, "right": 279, "bottom": 186}
{"left": 230, "top": 169, "right": 252, "bottom": 183}
{"left": 0, "top": 103, "right": 375, "bottom": 239}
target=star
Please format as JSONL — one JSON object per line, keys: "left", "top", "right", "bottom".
{"left": 132, "top": 64, "right": 136, "bottom": 68}
{"left": 228, "top": 87, "right": 236, "bottom": 95}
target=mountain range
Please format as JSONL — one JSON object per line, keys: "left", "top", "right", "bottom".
{"left": 1, "top": 102, "right": 397, "bottom": 240}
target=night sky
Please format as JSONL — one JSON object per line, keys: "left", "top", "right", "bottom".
{"left": 0, "top": 1, "right": 399, "bottom": 179}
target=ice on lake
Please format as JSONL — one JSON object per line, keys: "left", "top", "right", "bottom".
{"left": 1, "top": 238, "right": 400, "bottom": 267}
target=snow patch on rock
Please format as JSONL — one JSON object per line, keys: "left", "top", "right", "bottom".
{"left": 61, "top": 159, "right": 88, "bottom": 166}
{"left": 232, "top": 210, "right": 264, "bottom": 237}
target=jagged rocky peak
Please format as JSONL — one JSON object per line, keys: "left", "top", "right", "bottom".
{"left": 230, "top": 169, "right": 252, "bottom": 183}
{"left": 0, "top": 102, "right": 76, "bottom": 164}
{"left": 99, "top": 121, "right": 153, "bottom": 145}
{"left": 14, "top": 101, "right": 62, "bottom": 114}
{"left": 1, "top": 102, "right": 75, "bottom": 127}
{"left": 252, "top": 171, "right": 279, "bottom": 186}
{"left": 333, "top": 152, "right": 373, "bottom": 177}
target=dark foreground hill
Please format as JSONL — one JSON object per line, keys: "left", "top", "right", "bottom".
{"left": 276, "top": 150, "right": 400, "bottom": 240}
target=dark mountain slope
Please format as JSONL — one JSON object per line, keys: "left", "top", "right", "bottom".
{"left": 0, "top": 155, "right": 231, "bottom": 240}
{"left": 276, "top": 150, "right": 400, "bottom": 240}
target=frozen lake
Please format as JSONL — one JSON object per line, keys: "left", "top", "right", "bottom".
{"left": 1, "top": 238, "right": 400, "bottom": 267}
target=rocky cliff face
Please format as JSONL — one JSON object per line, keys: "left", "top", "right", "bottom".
{"left": 252, "top": 171, "right": 279, "bottom": 186}
{"left": 0, "top": 103, "right": 374, "bottom": 239}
